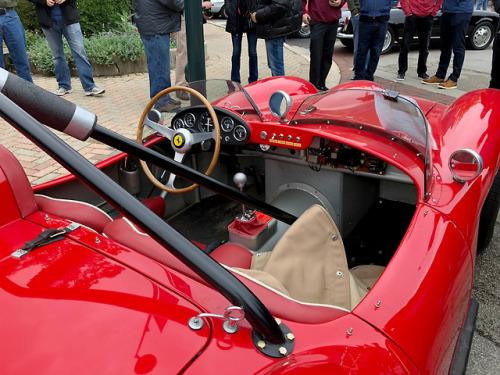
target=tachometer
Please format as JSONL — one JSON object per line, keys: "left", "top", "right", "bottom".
{"left": 221, "top": 117, "right": 235, "bottom": 132}
{"left": 199, "top": 111, "right": 214, "bottom": 132}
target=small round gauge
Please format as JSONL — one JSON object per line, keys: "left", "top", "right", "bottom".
{"left": 221, "top": 117, "right": 235, "bottom": 132}
{"left": 198, "top": 111, "right": 214, "bottom": 132}
{"left": 173, "top": 118, "right": 185, "bottom": 129}
{"left": 184, "top": 113, "right": 196, "bottom": 128}
{"left": 233, "top": 125, "right": 248, "bottom": 142}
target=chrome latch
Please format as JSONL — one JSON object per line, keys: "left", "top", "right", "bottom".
{"left": 188, "top": 306, "right": 245, "bottom": 334}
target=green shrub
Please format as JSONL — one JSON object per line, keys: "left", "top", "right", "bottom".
{"left": 16, "top": 0, "right": 132, "bottom": 36}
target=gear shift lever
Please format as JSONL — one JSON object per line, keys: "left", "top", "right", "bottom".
{"left": 233, "top": 172, "right": 255, "bottom": 221}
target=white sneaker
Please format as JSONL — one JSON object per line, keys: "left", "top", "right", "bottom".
{"left": 53, "top": 87, "right": 73, "bottom": 96}
{"left": 85, "top": 87, "right": 105, "bottom": 96}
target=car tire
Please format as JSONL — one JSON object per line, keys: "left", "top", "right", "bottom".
{"left": 467, "top": 21, "right": 495, "bottom": 50}
{"left": 219, "top": 5, "right": 227, "bottom": 19}
{"left": 478, "top": 168, "right": 500, "bottom": 251}
{"left": 381, "top": 27, "right": 395, "bottom": 55}
{"left": 297, "top": 24, "right": 311, "bottom": 38}
{"left": 340, "top": 39, "right": 354, "bottom": 50}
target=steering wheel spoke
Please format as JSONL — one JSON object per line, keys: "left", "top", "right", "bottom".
{"left": 137, "top": 86, "right": 221, "bottom": 194}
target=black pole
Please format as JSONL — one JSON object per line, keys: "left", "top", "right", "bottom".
{"left": 185, "top": 0, "right": 206, "bottom": 81}
{"left": 0, "top": 92, "right": 285, "bottom": 344}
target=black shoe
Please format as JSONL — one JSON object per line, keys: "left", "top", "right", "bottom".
{"left": 418, "top": 73, "right": 430, "bottom": 80}
{"left": 315, "top": 85, "right": 329, "bottom": 91}
{"left": 396, "top": 73, "right": 405, "bottom": 81}
{"left": 155, "top": 100, "right": 181, "bottom": 112}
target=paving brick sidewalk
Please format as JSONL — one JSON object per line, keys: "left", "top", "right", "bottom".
{"left": 0, "top": 22, "right": 454, "bottom": 184}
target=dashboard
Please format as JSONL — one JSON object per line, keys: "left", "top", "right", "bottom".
{"left": 171, "top": 107, "right": 251, "bottom": 145}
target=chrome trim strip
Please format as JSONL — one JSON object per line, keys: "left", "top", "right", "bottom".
{"left": 65, "top": 105, "right": 96, "bottom": 140}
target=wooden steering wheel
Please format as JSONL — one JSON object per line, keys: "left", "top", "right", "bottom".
{"left": 137, "top": 86, "right": 221, "bottom": 194}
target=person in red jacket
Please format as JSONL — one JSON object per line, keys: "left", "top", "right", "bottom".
{"left": 302, "top": 0, "right": 346, "bottom": 91}
{"left": 396, "top": 0, "right": 442, "bottom": 81}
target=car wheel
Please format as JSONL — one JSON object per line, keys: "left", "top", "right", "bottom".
{"left": 381, "top": 27, "right": 395, "bottom": 55}
{"left": 219, "top": 5, "right": 227, "bottom": 19}
{"left": 478, "top": 168, "right": 500, "bottom": 251}
{"left": 297, "top": 24, "right": 310, "bottom": 38}
{"left": 467, "top": 21, "right": 494, "bottom": 50}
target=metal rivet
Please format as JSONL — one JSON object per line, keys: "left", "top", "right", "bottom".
{"left": 275, "top": 318, "right": 282, "bottom": 326}
{"left": 336, "top": 271, "right": 343, "bottom": 277}
{"left": 332, "top": 235, "right": 338, "bottom": 241}
{"left": 45, "top": 214, "right": 50, "bottom": 221}
{"left": 375, "top": 301, "right": 381, "bottom": 308}
{"left": 95, "top": 237, "right": 101, "bottom": 244}
{"left": 359, "top": 126, "right": 363, "bottom": 130}
{"left": 424, "top": 210, "right": 428, "bottom": 215}
{"left": 279, "top": 347, "right": 288, "bottom": 356}
{"left": 347, "top": 328, "right": 354, "bottom": 336}
{"left": 437, "top": 176, "right": 441, "bottom": 180}
{"left": 286, "top": 333, "right": 295, "bottom": 341}
{"left": 432, "top": 199, "right": 436, "bottom": 203}
{"left": 257, "top": 340, "right": 266, "bottom": 349}
{"left": 394, "top": 154, "right": 398, "bottom": 158}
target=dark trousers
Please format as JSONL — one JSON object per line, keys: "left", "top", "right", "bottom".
{"left": 231, "top": 31, "right": 258, "bottom": 84}
{"left": 436, "top": 12, "right": 472, "bottom": 82}
{"left": 490, "top": 25, "right": 500, "bottom": 89}
{"left": 354, "top": 20, "right": 388, "bottom": 81}
{"left": 309, "top": 20, "right": 338, "bottom": 88}
{"left": 398, "top": 14, "right": 434, "bottom": 75}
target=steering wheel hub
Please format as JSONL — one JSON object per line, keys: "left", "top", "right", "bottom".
{"left": 172, "top": 128, "right": 193, "bottom": 153}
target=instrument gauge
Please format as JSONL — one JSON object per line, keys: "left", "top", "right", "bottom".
{"left": 221, "top": 117, "right": 235, "bottom": 132}
{"left": 199, "top": 111, "right": 214, "bottom": 132}
{"left": 173, "top": 118, "right": 185, "bottom": 129}
{"left": 233, "top": 125, "right": 248, "bottom": 142}
{"left": 184, "top": 113, "right": 196, "bottom": 128}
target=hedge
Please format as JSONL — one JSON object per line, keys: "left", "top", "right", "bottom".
{"left": 16, "top": 0, "right": 132, "bottom": 36}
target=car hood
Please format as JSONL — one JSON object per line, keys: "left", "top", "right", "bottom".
{"left": 0, "top": 219, "right": 209, "bottom": 375}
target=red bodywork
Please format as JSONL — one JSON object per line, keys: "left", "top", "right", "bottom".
{"left": 1, "top": 78, "right": 500, "bottom": 374}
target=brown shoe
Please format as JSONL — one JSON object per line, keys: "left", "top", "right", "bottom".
{"left": 438, "top": 79, "right": 457, "bottom": 90}
{"left": 422, "top": 75, "right": 444, "bottom": 85}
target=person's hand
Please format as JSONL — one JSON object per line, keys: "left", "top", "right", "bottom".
{"left": 328, "top": 0, "right": 341, "bottom": 7}
{"left": 55, "top": 0, "right": 66, "bottom": 3}
{"left": 203, "top": 12, "right": 213, "bottom": 20}
{"left": 46, "top": 0, "right": 55, "bottom": 6}
{"left": 302, "top": 13, "right": 311, "bottom": 25}
{"left": 202, "top": 1, "right": 212, "bottom": 10}
{"left": 251, "top": 12, "right": 257, "bottom": 23}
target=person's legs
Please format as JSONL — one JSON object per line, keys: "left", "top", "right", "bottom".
{"left": 43, "top": 22, "right": 72, "bottom": 90}
{"left": 436, "top": 13, "right": 453, "bottom": 80}
{"left": 309, "top": 21, "right": 327, "bottom": 87}
{"left": 398, "top": 15, "right": 417, "bottom": 75}
{"left": 318, "top": 22, "right": 338, "bottom": 88}
{"left": 0, "top": 10, "right": 33, "bottom": 82}
{"left": 140, "top": 33, "right": 173, "bottom": 106}
{"left": 351, "top": 15, "right": 360, "bottom": 67}
{"left": 265, "top": 36, "right": 285, "bottom": 76}
{"left": 489, "top": 25, "right": 500, "bottom": 89}
{"left": 247, "top": 31, "right": 258, "bottom": 83}
{"left": 175, "top": 14, "right": 188, "bottom": 87}
{"left": 448, "top": 12, "right": 472, "bottom": 82}
{"left": 416, "top": 15, "right": 433, "bottom": 77}
{"left": 354, "top": 21, "right": 372, "bottom": 80}
{"left": 231, "top": 33, "right": 243, "bottom": 83}
{"left": 365, "top": 21, "right": 388, "bottom": 81}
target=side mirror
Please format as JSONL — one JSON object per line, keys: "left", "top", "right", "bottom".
{"left": 449, "top": 149, "right": 483, "bottom": 183}
{"left": 269, "top": 91, "right": 292, "bottom": 122}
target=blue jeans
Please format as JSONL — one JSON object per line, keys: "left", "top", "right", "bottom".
{"left": 141, "top": 33, "right": 173, "bottom": 106}
{"left": 265, "top": 36, "right": 286, "bottom": 77}
{"left": 351, "top": 15, "right": 370, "bottom": 71}
{"left": 231, "top": 31, "right": 258, "bottom": 84}
{"left": 476, "top": 0, "right": 488, "bottom": 10}
{"left": 354, "top": 20, "right": 388, "bottom": 81}
{"left": 43, "top": 21, "right": 96, "bottom": 91}
{"left": 436, "top": 12, "right": 472, "bottom": 82}
{"left": 0, "top": 10, "right": 32, "bottom": 82}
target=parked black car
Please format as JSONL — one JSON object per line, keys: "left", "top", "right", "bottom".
{"left": 337, "top": 4, "right": 499, "bottom": 55}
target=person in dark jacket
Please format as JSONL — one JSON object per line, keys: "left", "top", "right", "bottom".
{"left": 28, "top": 0, "right": 104, "bottom": 96}
{"left": 225, "top": 0, "right": 258, "bottom": 84}
{"left": 249, "top": 0, "right": 301, "bottom": 76}
{"left": 133, "top": 0, "right": 184, "bottom": 112}
{"left": 490, "top": 0, "right": 500, "bottom": 88}
{"left": 353, "top": 0, "right": 392, "bottom": 81}
{"left": 302, "top": 0, "right": 346, "bottom": 91}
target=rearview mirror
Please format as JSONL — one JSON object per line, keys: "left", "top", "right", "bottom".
{"left": 269, "top": 91, "right": 292, "bottom": 122}
{"left": 449, "top": 149, "right": 483, "bottom": 183}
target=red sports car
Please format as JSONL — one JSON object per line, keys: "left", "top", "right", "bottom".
{"left": 0, "top": 71, "right": 499, "bottom": 374}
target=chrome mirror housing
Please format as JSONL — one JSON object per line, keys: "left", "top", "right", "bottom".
{"left": 449, "top": 149, "right": 483, "bottom": 183}
{"left": 269, "top": 91, "right": 292, "bottom": 122}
